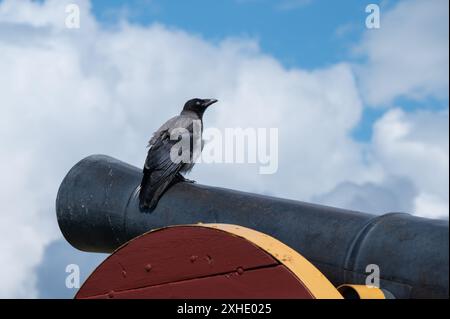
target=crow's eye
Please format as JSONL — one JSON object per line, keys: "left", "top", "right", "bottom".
{"left": 196, "top": 101, "right": 200, "bottom": 105}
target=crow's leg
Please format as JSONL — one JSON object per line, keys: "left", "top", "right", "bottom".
{"left": 174, "top": 173, "right": 196, "bottom": 184}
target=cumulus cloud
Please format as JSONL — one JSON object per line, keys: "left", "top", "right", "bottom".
{"left": 355, "top": 0, "right": 449, "bottom": 106}
{"left": 372, "top": 108, "right": 449, "bottom": 219}
{"left": 0, "top": 0, "right": 447, "bottom": 298}
{"left": 316, "top": 108, "right": 449, "bottom": 220}
{"left": 313, "top": 176, "right": 418, "bottom": 215}
{"left": 0, "top": 0, "right": 366, "bottom": 298}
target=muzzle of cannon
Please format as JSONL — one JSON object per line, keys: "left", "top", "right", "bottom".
{"left": 56, "top": 155, "right": 449, "bottom": 299}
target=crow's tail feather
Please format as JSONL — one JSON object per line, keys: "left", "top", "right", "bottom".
{"left": 139, "top": 170, "right": 180, "bottom": 213}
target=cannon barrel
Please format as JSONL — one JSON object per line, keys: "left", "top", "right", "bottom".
{"left": 56, "top": 155, "right": 449, "bottom": 299}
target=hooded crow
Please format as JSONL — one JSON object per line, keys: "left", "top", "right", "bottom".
{"left": 139, "top": 98, "right": 218, "bottom": 212}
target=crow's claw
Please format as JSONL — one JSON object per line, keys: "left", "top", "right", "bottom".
{"left": 174, "top": 173, "right": 196, "bottom": 184}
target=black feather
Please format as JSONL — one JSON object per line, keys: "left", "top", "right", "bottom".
{"left": 139, "top": 130, "right": 185, "bottom": 212}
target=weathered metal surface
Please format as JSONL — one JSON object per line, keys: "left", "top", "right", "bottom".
{"left": 56, "top": 155, "right": 449, "bottom": 299}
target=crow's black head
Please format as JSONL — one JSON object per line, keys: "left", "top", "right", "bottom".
{"left": 182, "top": 98, "right": 218, "bottom": 116}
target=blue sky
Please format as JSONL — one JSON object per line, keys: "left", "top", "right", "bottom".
{"left": 89, "top": 0, "right": 447, "bottom": 142}
{"left": 92, "top": 0, "right": 370, "bottom": 69}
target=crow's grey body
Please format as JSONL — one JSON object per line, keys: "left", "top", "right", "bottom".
{"left": 139, "top": 98, "right": 217, "bottom": 211}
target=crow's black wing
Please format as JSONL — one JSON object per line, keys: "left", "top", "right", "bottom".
{"left": 139, "top": 115, "right": 196, "bottom": 211}
{"left": 139, "top": 130, "right": 184, "bottom": 211}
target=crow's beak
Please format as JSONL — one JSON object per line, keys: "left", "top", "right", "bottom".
{"left": 202, "top": 99, "right": 218, "bottom": 107}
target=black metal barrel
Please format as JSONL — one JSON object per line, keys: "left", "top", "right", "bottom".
{"left": 56, "top": 155, "right": 449, "bottom": 299}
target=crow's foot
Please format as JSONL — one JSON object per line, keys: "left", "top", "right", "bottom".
{"left": 175, "top": 173, "right": 196, "bottom": 184}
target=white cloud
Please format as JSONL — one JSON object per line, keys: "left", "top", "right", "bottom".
{"left": 371, "top": 108, "right": 449, "bottom": 219}
{"left": 0, "top": 0, "right": 447, "bottom": 298}
{"left": 355, "top": 0, "right": 449, "bottom": 106}
{"left": 0, "top": 0, "right": 366, "bottom": 298}
{"left": 317, "top": 108, "right": 449, "bottom": 220}
{"left": 313, "top": 176, "right": 417, "bottom": 215}
{"left": 195, "top": 62, "right": 371, "bottom": 201}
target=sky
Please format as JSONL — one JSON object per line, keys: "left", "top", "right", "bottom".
{"left": 0, "top": 0, "right": 448, "bottom": 298}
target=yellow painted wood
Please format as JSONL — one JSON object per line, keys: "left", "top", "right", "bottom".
{"left": 337, "top": 284, "right": 386, "bottom": 299}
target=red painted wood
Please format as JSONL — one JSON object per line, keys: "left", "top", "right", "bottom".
{"left": 86, "top": 265, "right": 313, "bottom": 299}
{"left": 76, "top": 226, "right": 279, "bottom": 298}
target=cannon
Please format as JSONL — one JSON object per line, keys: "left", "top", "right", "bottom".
{"left": 56, "top": 155, "right": 449, "bottom": 299}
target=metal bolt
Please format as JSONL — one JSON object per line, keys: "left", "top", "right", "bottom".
{"left": 190, "top": 255, "right": 198, "bottom": 263}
